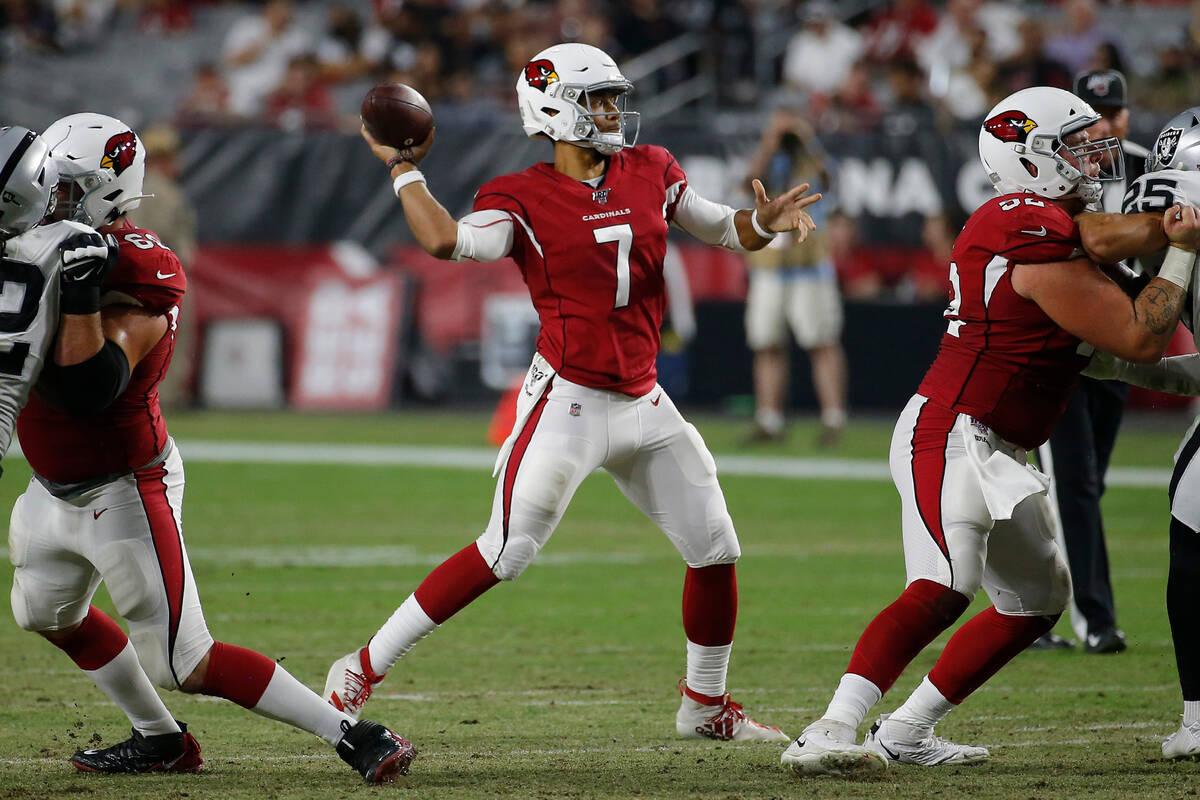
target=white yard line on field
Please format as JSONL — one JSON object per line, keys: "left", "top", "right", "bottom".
{"left": 3, "top": 439, "right": 1175, "bottom": 487}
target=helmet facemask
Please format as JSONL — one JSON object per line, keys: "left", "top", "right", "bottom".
{"left": 562, "top": 82, "right": 640, "bottom": 155}
{"left": 1028, "top": 117, "right": 1123, "bottom": 205}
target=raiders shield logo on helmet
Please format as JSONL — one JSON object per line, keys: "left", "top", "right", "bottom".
{"left": 524, "top": 59, "right": 559, "bottom": 92}
{"left": 1155, "top": 127, "right": 1184, "bottom": 170}
{"left": 100, "top": 132, "right": 137, "bottom": 176}
{"left": 984, "top": 110, "right": 1038, "bottom": 144}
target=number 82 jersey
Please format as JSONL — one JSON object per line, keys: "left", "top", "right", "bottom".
{"left": 0, "top": 220, "right": 97, "bottom": 457}
{"left": 916, "top": 194, "right": 1089, "bottom": 450}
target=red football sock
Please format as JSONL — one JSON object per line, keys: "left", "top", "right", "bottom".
{"left": 200, "top": 641, "right": 277, "bottom": 709}
{"left": 929, "top": 607, "right": 1057, "bottom": 704}
{"left": 413, "top": 543, "right": 500, "bottom": 625}
{"left": 682, "top": 564, "right": 737, "bottom": 647}
{"left": 48, "top": 606, "right": 128, "bottom": 670}
{"left": 846, "top": 579, "right": 970, "bottom": 693}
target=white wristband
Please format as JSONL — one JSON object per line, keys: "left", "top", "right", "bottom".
{"left": 1158, "top": 245, "right": 1196, "bottom": 290}
{"left": 393, "top": 169, "right": 426, "bottom": 197}
{"left": 750, "top": 208, "right": 776, "bottom": 240}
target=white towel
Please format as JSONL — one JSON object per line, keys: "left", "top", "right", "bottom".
{"left": 959, "top": 415, "right": 1050, "bottom": 520}
{"left": 493, "top": 352, "right": 556, "bottom": 477}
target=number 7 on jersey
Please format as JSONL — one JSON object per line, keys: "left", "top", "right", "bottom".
{"left": 593, "top": 224, "right": 633, "bottom": 309}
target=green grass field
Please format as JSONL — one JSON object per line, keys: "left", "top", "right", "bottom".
{"left": 0, "top": 410, "right": 1196, "bottom": 799}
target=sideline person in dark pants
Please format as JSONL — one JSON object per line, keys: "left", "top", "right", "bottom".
{"left": 1031, "top": 69, "right": 1147, "bottom": 654}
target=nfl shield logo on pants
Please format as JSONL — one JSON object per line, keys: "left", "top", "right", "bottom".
{"left": 569, "top": 402, "right": 582, "bottom": 417}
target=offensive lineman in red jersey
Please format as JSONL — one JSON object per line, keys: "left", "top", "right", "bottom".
{"left": 325, "top": 42, "right": 820, "bottom": 742}
{"left": 11, "top": 114, "right": 414, "bottom": 782}
{"left": 783, "top": 86, "right": 1200, "bottom": 776}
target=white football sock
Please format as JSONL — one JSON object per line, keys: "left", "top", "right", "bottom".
{"left": 251, "top": 665, "right": 356, "bottom": 745}
{"left": 1184, "top": 701, "right": 1200, "bottom": 727}
{"left": 368, "top": 593, "right": 438, "bottom": 676}
{"left": 887, "top": 675, "right": 955, "bottom": 732}
{"left": 822, "top": 672, "right": 882, "bottom": 728}
{"left": 84, "top": 642, "right": 180, "bottom": 736}
{"left": 685, "top": 640, "right": 731, "bottom": 698}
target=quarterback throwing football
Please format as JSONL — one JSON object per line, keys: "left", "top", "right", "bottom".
{"left": 327, "top": 42, "right": 820, "bottom": 742}
{"left": 783, "top": 86, "right": 1200, "bottom": 775}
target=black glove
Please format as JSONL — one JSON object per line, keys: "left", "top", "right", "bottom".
{"left": 59, "top": 232, "right": 118, "bottom": 315}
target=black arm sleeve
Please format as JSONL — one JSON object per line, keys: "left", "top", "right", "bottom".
{"left": 42, "top": 340, "right": 131, "bottom": 414}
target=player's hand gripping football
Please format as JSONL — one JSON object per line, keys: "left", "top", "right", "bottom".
{"left": 751, "top": 179, "right": 822, "bottom": 243}
{"left": 1164, "top": 204, "right": 1200, "bottom": 251}
{"left": 58, "top": 232, "right": 119, "bottom": 315}
{"left": 362, "top": 124, "right": 435, "bottom": 168}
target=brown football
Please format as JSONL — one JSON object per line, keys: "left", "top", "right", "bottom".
{"left": 360, "top": 84, "right": 434, "bottom": 150}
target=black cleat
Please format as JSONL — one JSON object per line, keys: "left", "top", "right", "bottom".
{"left": 71, "top": 721, "right": 202, "bottom": 774}
{"left": 1027, "top": 632, "right": 1074, "bottom": 651}
{"left": 336, "top": 719, "right": 416, "bottom": 783}
{"left": 1085, "top": 626, "right": 1127, "bottom": 654}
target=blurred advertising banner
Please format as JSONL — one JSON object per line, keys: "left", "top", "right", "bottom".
{"left": 179, "top": 120, "right": 988, "bottom": 254}
{"left": 189, "top": 242, "right": 409, "bottom": 410}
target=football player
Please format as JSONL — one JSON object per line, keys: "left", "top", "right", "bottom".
{"left": 326, "top": 42, "right": 820, "bottom": 742}
{"left": 783, "top": 86, "right": 1200, "bottom": 775}
{"left": 11, "top": 113, "right": 414, "bottom": 783}
{"left": 1075, "top": 107, "right": 1200, "bottom": 759}
{"left": 0, "top": 126, "right": 109, "bottom": 460}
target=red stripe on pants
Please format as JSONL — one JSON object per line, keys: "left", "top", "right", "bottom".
{"left": 499, "top": 380, "right": 553, "bottom": 565}
{"left": 909, "top": 401, "right": 958, "bottom": 566}
{"left": 135, "top": 462, "right": 185, "bottom": 686}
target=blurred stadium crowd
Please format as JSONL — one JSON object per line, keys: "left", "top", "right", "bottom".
{"left": 1, "top": 0, "right": 1196, "bottom": 131}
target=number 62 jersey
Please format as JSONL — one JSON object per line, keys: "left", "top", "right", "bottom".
{"left": 917, "top": 194, "right": 1090, "bottom": 450}
{"left": 0, "top": 220, "right": 97, "bottom": 457}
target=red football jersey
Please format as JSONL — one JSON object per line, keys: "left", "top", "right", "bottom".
{"left": 474, "top": 145, "right": 687, "bottom": 396}
{"left": 917, "top": 194, "right": 1090, "bottom": 450}
{"left": 19, "top": 222, "right": 185, "bottom": 484}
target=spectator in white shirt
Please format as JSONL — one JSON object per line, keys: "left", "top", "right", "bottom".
{"left": 782, "top": 2, "right": 864, "bottom": 97}
{"left": 222, "top": 0, "right": 313, "bottom": 117}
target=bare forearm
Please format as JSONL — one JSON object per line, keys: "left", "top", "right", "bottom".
{"left": 1078, "top": 212, "right": 1167, "bottom": 264}
{"left": 391, "top": 164, "right": 459, "bottom": 259}
{"left": 54, "top": 314, "right": 104, "bottom": 366}
{"left": 733, "top": 208, "right": 773, "bottom": 250}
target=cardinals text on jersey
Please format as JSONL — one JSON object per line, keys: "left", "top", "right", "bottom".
{"left": 918, "top": 194, "right": 1089, "bottom": 449}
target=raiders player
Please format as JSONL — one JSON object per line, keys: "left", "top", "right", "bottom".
{"left": 1080, "top": 107, "right": 1200, "bottom": 759}
{"left": 0, "top": 126, "right": 110, "bottom": 460}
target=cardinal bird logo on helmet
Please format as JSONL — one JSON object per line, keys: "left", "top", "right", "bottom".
{"left": 524, "top": 59, "right": 559, "bottom": 92}
{"left": 100, "top": 132, "right": 137, "bottom": 176}
{"left": 984, "top": 111, "right": 1038, "bottom": 144}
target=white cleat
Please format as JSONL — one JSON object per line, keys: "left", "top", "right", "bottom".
{"left": 864, "top": 713, "right": 988, "bottom": 767}
{"left": 1163, "top": 721, "right": 1200, "bottom": 760}
{"left": 674, "top": 679, "right": 789, "bottom": 742}
{"left": 324, "top": 646, "right": 384, "bottom": 722}
{"left": 781, "top": 718, "right": 887, "bottom": 776}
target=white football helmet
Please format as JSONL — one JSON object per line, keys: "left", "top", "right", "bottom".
{"left": 978, "top": 86, "right": 1123, "bottom": 205}
{"left": 516, "top": 43, "right": 640, "bottom": 156}
{"left": 42, "top": 112, "right": 148, "bottom": 226}
{"left": 1148, "top": 107, "right": 1200, "bottom": 173}
{"left": 0, "top": 126, "right": 58, "bottom": 239}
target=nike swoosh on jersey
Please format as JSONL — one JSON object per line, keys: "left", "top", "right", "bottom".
{"left": 650, "top": 393, "right": 662, "bottom": 406}
{"left": 93, "top": 508, "right": 107, "bottom": 519}
{"left": 1020, "top": 226, "right": 1048, "bottom": 237}
{"left": 156, "top": 271, "right": 177, "bottom": 279}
